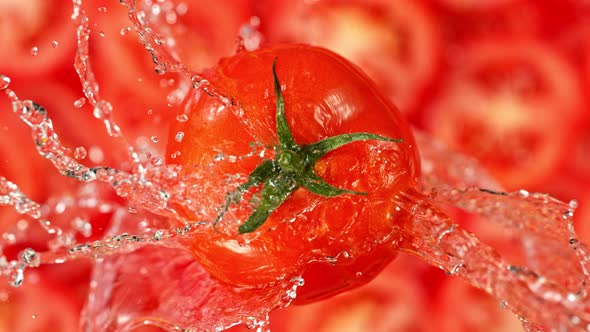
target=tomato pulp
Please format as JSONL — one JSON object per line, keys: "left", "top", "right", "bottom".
{"left": 167, "top": 44, "right": 420, "bottom": 303}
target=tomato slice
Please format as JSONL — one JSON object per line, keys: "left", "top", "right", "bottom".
{"left": 426, "top": 38, "right": 583, "bottom": 189}
{"left": 0, "top": 0, "right": 76, "bottom": 77}
{"left": 430, "top": 277, "right": 521, "bottom": 332}
{"left": 257, "top": 0, "right": 441, "bottom": 114}
{"left": 434, "top": 0, "right": 525, "bottom": 11}
{"left": 0, "top": 278, "right": 80, "bottom": 332}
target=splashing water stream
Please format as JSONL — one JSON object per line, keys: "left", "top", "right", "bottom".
{"left": 1, "top": 0, "right": 590, "bottom": 331}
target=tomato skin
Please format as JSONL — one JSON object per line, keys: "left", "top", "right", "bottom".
{"left": 167, "top": 44, "right": 419, "bottom": 302}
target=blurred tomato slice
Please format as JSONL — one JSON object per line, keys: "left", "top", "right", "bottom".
{"left": 0, "top": 278, "right": 80, "bottom": 332}
{"left": 426, "top": 38, "right": 582, "bottom": 189}
{"left": 0, "top": 0, "right": 76, "bottom": 77}
{"left": 88, "top": 0, "right": 254, "bottom": 141}
{"left": 573, "top": 191, "right": 590, "bottom": 243}
{"left": 257, "top": 0, "right": 441, "bottom": 114}
{"left": 429, "top": 277, "right": 521, "bottom": 332}
{"left": 434, "top": 0, "right": 525, "bottom": 11}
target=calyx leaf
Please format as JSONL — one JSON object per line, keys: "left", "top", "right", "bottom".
{"left": 216, "top": 59, "right": 403, "bottom": 234}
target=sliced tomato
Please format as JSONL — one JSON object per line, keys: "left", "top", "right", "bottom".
{"left": 88, "top": 0, "right": 254, "bottom": 140}
{"left": 0, "top": 0, "right": 77, "bottom": 77}
{"left": 257, "top": 0, "right": 441, "bottom": 114}
{"left": 0, "top": 278, "right": 80, "bottom": 332}
{"left": 429, "top": 277, "right": 522, "bottom": 332}
{"left": 136, "top": 0, "right": 255, "bottom": 71}
{"left": 426, "top": 38, "right": 583, "bottom": 189}
{"left": 434, "top": 0, "right": 525, "bottom": 11}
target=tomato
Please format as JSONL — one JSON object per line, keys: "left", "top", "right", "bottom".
{"left": 257, "top": 0, "right": 441, "bottom": 115}
{"left": 0, "top": 0, "right": 76, "bottom": 77}
{"left": 229, "top": 255, "right": 430, "bottom": 332}
{"left": 167, "top": 44, "right": 420, "bottom": 303}
{"left": 0, "top": 277, "right": 80, "bottom": 332}
{"left": 83, "top": 244, "right": 307, "bottom": 332}
{"left": 425, "top": 38, "right": 582, "bottom": 189}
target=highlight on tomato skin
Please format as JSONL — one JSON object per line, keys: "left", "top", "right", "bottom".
{"left": 166, "top": 44, "right": 420, "bottom": 303}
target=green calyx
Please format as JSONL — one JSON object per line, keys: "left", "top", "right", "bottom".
{"left": 216, "top": 59, "right": 403, "bottom": 234}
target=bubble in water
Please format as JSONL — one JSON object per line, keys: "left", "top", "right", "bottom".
{"left": 30, "top": 47, "right": 39, "bottom": 56}
{"left": 176, "top": 114, "right": 188, "bottom": 123}
{"left": 98, "top": 6, "right": 107, "bottom": 13}
{"left": 0, "top": 75, "right": 10, "bottom": 91}
{"left": 175, "top": 131, "right": 184, "bottom": 142}
{"left": 74, "top": 146, "right": 87, "bottom": 160}
{"left": 51, "top": 41, "right": 59, "bottom": 48}
{"left": 150, "top": 136, "right": 159, "bottom": 143}
{"left": 74, "top": 97, "right": 86, "bottom": 108}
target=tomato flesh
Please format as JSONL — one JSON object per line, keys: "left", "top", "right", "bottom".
{"left": 167, "top": 44, "right": 419, "bottom": 302}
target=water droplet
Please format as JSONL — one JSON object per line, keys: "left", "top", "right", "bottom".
{"left": 74, "top": 97, "right": 86, "bottom": 108}
{"left": 150, "top": 136, "right": 159, "bottom": 143}
{"left": 74, "top": 146, "right": 87, "bottom": 160}
{"left": 88, "top": 146, "right": 104, "bottom": 163}
{"left": 120, "top": 27, "right": 131, "bottom": 36}
{"left": 170, "top": 151, "right": 181, "bottom": 159}
{"left": 518, "top": 189, "right": 529, "bottom": 197}
{"left": 151, "top": 4, "right": 161, "bottom": 15}
{"left": 147, "top": 109, "right": 153, "bottom": 115}
{"left": 154, "top": 63, "right": 167, "bottom": 75}
{"left": 152, "top": 230, "right": 163, "bottom": 241}
{"left": 98, "top": 6, "right": 107, "bottom": 13}
{"left": 176, "top": 114, "right": 188, "bottom": 123}
{"left": 20, "top": 248, "right": 40, "bottom": 267}
{"left": 150, "top": 157, "right": 163, "bottom": 166}
{"left": 0, "top": 75, "right": 10, "bottom": 91}
{"left": 175, "top": 131, "right": 184, "bottom": 142}
{"left": 72, "top": 217, "right": 92, "bottom": 237}
{"left": 93, "top": 100, "right": 112, "bottom": 119}
{"left": 99, "top": 31, "right": 105, "bottom": 37}
{"left": 30, "top": 47, "right": 39, "bottom": 56}
{"left": 10, "top": 269, "right": 24, "bottom": 287}
{"left": 51, "top": 40, "right": 59, "bottom": 48}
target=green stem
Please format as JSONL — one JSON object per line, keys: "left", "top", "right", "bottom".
{"left": 214, "top": 58, "right": 403, "bottom": 234}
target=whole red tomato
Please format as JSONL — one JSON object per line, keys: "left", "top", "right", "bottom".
{"left": 167, "top": 44, "right": 420, "bottom": 303}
